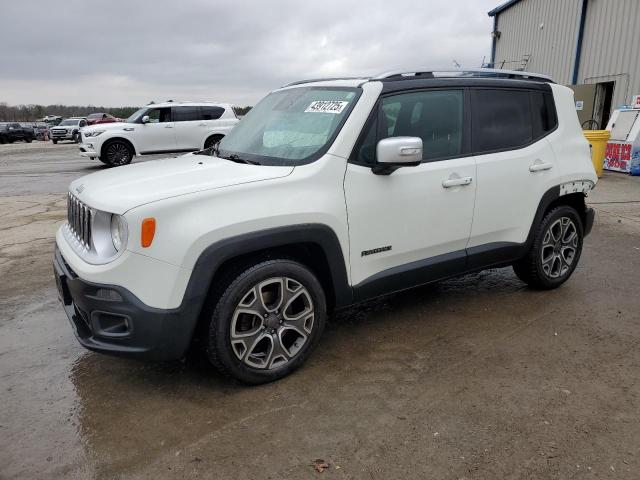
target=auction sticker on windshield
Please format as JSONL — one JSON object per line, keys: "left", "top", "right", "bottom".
{"left": 305, "top": 101, "right": 349, "bottom": 114}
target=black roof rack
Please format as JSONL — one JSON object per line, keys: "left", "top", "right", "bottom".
{"left": 372, "top": 68, "right": 554, "bottom": 83}
{"left": 281, "top": 68, "right": 554, "bottom": 88}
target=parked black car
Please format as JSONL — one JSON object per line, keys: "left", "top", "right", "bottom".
{"left": 0, "top": 123, "right": 35, "bottom": 143}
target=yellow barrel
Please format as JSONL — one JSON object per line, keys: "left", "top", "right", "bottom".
{"left": 583, "top": 130, "right": 610, "bottom": 178}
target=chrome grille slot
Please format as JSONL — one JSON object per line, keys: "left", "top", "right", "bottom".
{"left": 67, "top": 193, "right": 92, "bottom": 248}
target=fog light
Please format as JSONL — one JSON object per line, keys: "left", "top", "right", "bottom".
{"left": 91, "top": 311, "right": 131, "bottom": 337}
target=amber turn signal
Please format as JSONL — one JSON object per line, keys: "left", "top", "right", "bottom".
{"left": 141, "top": 218, "right": 156, "bottom": 248}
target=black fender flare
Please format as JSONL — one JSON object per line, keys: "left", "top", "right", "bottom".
{"left": 180, "top": 223, "right": 352, "bottom": 323}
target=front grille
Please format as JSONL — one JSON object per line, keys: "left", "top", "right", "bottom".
{"left": 67, "top": 193, "right": 92, "bottom": 248}
{"left": 51, "top": 129, "right": 66, "bottom": 134}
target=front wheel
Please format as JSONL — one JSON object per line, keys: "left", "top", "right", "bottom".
{"left": 73, "top": 132, "right": 80, "bottom": 143}
{"left": 51, "top": 139, "right": 58, "bottom": 144}
{"left": 513, "top": 206, "right": 584, "bottom": 289}
{"left": 205, "top": 259, "right": 326, "bottom": 384}
{"left": 25, "top": 137, "right": 33, "bottom": 143}
{"left": 103, "top": 140, "right": 133, "bottom": 167}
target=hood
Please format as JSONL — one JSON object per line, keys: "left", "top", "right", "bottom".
{"left": 69, "top": 153, "right": 294, "bottom": 214}
{"left": 82, "top": 121, "right": 130, "bottom": 134}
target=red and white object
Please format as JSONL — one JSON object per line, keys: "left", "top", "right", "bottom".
{"left": 604, "top": 99, "right": 640, "bottom": 173}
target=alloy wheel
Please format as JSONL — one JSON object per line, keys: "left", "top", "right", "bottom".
{"left": 107, "top": 143, "right": 130, "bottom": 166}
{"left": 230, "top": 277, "right": 314, "bottom": 370}
{"left": 540, "top": 216, "right": 578, "bottom": 279}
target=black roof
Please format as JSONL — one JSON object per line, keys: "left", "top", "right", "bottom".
{"left": 380, "top": 77, "right": 553, "bottom": 94}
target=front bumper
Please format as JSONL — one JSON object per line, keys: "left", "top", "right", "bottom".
{"left": 53, "top": 247, "right": 196, "bottom": 361}
{"left": 79, "top": 143, "right": 98, "bottom": 158}
{"left": 51, "top": 130, "right": 75, "bottom": 140}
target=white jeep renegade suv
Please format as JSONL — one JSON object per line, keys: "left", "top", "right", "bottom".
{"left": 54, "top": 69, "right": 597, "bottom": 384}
{"left": 79, "top": 101, "right": 238, "bottom": 167}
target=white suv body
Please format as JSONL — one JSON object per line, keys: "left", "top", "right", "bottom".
{"left": 54, "top": 69, "right": 597, "bottom": 383}
{"left": 79, "top": 102, "right": 239, "bottom": 167}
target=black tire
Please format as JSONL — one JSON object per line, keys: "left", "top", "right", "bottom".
{"left": 204, "top": 134, "right": 223, "bottom": 150}
{"left": 73, "top": 132, "right": 80, "bottom": 143}
{"left": 103, "top": 139, "right": 133, "bottom": 167}
{"left": 513, "top": 205, "right": 584, "bottom": 289}
{"left": 25, "top": 137, "right": 33, "bottom": 143}
{"left": 0, "top": 137, "right": 5, "bottom": 144}
{"left": 52, "top": 139, "right": 58, "bottom": 144}
{"left": 205, "top": 259, "right": 326, "bottom": 384}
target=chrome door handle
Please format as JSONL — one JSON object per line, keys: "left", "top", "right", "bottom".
{"left": 164, "top": 125, "right": 173, "bottom": 128}
{"left": 198, "top": 123, "right": 207, "bottom": 126}
{"left": 529, "top": 162, "right": 553, "bottom": 172}
{"left": 442, "top": 176, "right": 473, "bottom": 188}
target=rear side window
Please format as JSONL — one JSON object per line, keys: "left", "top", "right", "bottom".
{"left": 472, "top": 89, "right": 532, "bottom": 153}
{"left": 172, "top": 106, "right": 200, "bottom": 122}
{"left": 200, "top": 106, "right": 225, "bottom": 120}
{"left": 531, "top": 91, "right": 557, "bottom": 138}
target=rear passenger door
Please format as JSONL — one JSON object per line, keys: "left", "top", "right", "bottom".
{"left": 467, "top": 88, "right": 558, "bottom": 262}
{"left": 172, "top": 106, "right": 203, "bottom": 150}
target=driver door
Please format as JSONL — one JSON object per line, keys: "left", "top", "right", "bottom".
{"left": 137, "top": 107, "right": 177, "bottom": 153}
{"left": 344, "top": 89, "right": 476, "bottom": 300}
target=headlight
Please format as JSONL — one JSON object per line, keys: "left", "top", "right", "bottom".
{"left": 110, "top": 214, "right": 128, "bottom": 251}
{"left": 84, "top": 130, "right": 105, "bottom": 137}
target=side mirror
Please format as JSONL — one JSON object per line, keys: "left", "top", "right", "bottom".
{"left": 373, "top": 136, "right": 423, "bottom": 175}
{"left": 141, "top": 115, "right": 150, "bottom": 124}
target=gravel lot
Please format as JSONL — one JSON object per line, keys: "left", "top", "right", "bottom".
{"left": 1, "top": 141, "right": 640, "bottom": 479}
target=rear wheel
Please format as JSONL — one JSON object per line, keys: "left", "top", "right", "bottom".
{"left": 513, "top": 206, "right": 584, "bottom": 289}
{"left": 25, "top": 137, "right": 33, "bottom": 143}
{"left": 205, "top": 259, "right": 326, "bottom": 384}
{"left": 103, "top": 140, "right": 133, "bottom": 167}
{"left": 204, "top": 134, "right": 223, "bottom": 150}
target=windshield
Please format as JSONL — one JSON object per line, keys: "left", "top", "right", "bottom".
{"left": 217, "top": 87, "right": 360, "bottom": 165}
{"left": 87, "top": 113, "right": 103, "bottom": 119}
{"left": 60, "top": 119, "right": 79, "bottom": 126}
{"left": 125, "top": 107, "right": 147, "bottom": 123}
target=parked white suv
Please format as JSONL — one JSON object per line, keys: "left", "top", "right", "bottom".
{"left": 79, "top": 102, "right": 239, "bottom": 167}
{"left": 54, "top": 69, "right": 597, "bottom": 384}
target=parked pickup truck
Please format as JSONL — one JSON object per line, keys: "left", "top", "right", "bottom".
{"left": 0, "top": 123, "right": 35, "bottom": 143}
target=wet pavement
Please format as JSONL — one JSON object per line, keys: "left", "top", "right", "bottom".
{"left": 1, "top": 142, "right": 640, "bottom": 479}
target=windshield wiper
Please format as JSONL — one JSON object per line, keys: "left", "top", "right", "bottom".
{"left": 219, "top": 153, "right": 261, "bottom": 165}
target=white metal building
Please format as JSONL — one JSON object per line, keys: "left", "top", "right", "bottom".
{"left": 488, "top": 0, "right": 640, "bottom": 129}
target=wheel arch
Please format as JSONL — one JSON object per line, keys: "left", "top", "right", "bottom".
{"left": 526, "top": 185, "right": 590, "bottom": 248}
{"left": 182, "top": 225, "right": 352, "bottom": 351}
{"left": 203, "top": 132, "right": 225, "bottom": 149}
{"left": 189, "top": 225, "right": 352, "bottom": 312}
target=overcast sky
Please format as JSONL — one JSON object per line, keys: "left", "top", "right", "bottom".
{"left": 0, "top": 0, "right": 499, "bottom": 107}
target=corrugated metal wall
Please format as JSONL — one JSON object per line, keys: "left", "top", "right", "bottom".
{"left": 578, "top": 0, "right": 640, "bottom": 109}
{"left": 494, "top": 0, "right": 640, "bottom": 108}
{"left": 493, "top": 0, "right": 582, "bottom": 83}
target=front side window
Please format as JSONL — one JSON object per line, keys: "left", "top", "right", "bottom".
{"left": 146, "top": 108, "right": 171, "bottom": 123}
{"left": 471, "top": 89, "right": 532, "bottom": 153}
{"left": 353, "top": 89, "right": 464, "bottom": 164}
{"left": 218, "top": 87, "right": 359, "bottom": 166}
